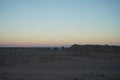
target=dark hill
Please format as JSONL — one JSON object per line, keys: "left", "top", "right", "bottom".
{"left": 69, "top": 44, "right": 120, "bottom": 53}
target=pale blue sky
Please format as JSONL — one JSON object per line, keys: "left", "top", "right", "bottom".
{"left": 0, "top": 0, "right": 120, "bottom": 46}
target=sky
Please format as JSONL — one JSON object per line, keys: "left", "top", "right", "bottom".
{"left": 0, "top": 0, "right": 120, "bottom": 47}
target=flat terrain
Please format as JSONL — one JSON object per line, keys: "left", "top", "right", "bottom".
{"left": 0, "top": 48, "right": 120, "bottom": 80}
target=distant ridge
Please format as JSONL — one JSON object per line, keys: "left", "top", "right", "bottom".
{"left": 69, "top": 44, "right": 120, "bottom": 53}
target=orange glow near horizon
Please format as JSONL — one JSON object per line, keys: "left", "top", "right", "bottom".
{"left": 0, "top": 31, "right": 120, "bottom": 46}
{"left": 0, "top": 36, "right": 120, "bottom": 47}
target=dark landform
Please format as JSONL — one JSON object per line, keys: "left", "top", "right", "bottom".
{"left": 0, "top": 44, "right": 120, "bottom": 80}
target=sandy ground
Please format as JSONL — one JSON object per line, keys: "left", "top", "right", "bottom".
{"left": 0, "top": 49, "right": 120, "bottom": 80}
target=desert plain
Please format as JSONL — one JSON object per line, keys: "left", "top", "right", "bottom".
{"left": 0, "top": 45, "right": 120, "bottom": 80}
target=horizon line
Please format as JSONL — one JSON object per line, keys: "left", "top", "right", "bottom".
{"left": 0, "top": 44, "right": 120, "bottom": 47}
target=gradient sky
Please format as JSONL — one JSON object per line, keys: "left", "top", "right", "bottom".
{"left": 0, "top": 0, "right": 120, "bottom": 47}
